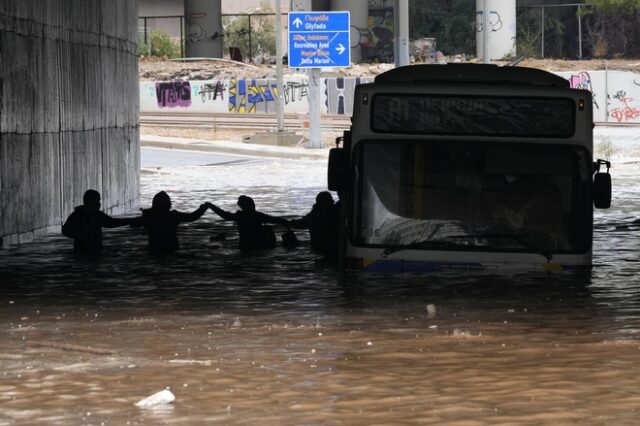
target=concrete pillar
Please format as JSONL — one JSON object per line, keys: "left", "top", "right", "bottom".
{"left": 0, "top": 0, "right": 139, "bottom": 246}
{"left": 311, "top": 0, "right": 330, "bottom": 11}
{"left": 291, "top": 0, "right": 312, "bottom": 10}
{"left": 394, "top": 0, "right": 410, "bottom": 67}
{"left": 330, "top": 0, "right": 367, "bottom": 64}
{"left": 185, "top": 0, "right": 223, "bottom": 58}
{"left": 476, "top": 0, "right": 517, "bottom": 60}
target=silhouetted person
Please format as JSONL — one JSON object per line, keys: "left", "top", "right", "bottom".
{"left": 62, "top": 189, "right": 133, "bottom": 254}
{"left": 209, "top": 195, "right": 289, "bottom": 251}
{"left": 131, "top": 191, "right": 208, "bottom": 255}
{"left": 291, "top": 191, "right": 338, "bottom": 256}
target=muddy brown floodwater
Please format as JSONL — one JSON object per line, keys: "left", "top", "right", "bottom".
{"left": 1, "top": 149, "right": 640, "bottom": 425}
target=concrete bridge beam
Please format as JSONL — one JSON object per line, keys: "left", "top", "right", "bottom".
{"left": 0, "top": 0, "right": 140, "bottom": 246}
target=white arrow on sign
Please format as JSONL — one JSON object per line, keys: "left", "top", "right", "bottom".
{"left": 336, "top": 43, "right": 346, "bottom": 55}
{"left": 292, "top": 17, "right": 303, "bottom": 28}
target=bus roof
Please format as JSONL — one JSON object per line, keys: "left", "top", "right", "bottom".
{"left": 374, "top": 63, "right": 569, "bottom": 88}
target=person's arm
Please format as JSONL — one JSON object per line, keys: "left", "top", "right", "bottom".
{"left": 209, "top": 204, "right": 238, "bottom": 221}
{"left": 61, "top": 212, "right": 80, "bottom": 238}
{"left": 290, "top": 211, "right": 313, "bottom": 229}
{"left": 256, "top": 211, "right": 289, "bottom": 227}
{"left": 175, "top": 204, "right": 208, "bottom": 223}
{"left": 99, "top": 212, "right": 134, "bottom": 228}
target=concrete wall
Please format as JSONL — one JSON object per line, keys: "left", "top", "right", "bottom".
{"left": 556, "top": 70, "right": 640, "bottom": 123}
{"left": 139, "top": 0, "right": 184, "bottom": 16}
{"left": 140, "top": 76, "right": 375, "bottom": 116}
{"left": 0, "top": 0, "right": 140, "bottom": 246}
{"left": 140, "top": 70, "right": 640, "bottom": 123}
{"left": 140, "top": 71, "right": 640, "bottom": 124}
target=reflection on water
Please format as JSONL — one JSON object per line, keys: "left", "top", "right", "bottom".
{"left": 1, "top": 158, "right": 640, "bottom": 425}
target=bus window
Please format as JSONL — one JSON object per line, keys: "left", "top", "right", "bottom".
{"left": 352, "top": 141, "right": 591, "bottom": 254}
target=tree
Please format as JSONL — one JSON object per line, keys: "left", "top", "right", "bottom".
{"left": 517, "top": 0, "right": 568, "bottom": 59}
{"left": 584, "top": 0, "right": 640, "bottom": 57}
{"left": 409, "top": 0, "right": 475, "bottom": 55}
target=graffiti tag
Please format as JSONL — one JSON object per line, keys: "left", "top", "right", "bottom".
{"left": 188, "top": 24, "right": 206, "bottom": 43}
{"left": 283, "top": 82, "right": 308, "bottom": 104}
{"left": 155, "top": 81, "right": 191, "bottom": 108}
{"left": 568, "top": 72, "right": 599, "bottom": 110}
{"left": 200, "top": 81, "right": 225, "bottom": 102}
{"left": 476, "top": 11, "right": 503, "bottom": 32}
{"left": 229, "top": 79, "right": 278, "bottom": 113}
{"left": 610, "top": 90, "right": 640, "bottom": 122}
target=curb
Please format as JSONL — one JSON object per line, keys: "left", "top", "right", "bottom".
{"left": 140, "top": 135, "right": 330, "bottom": 161}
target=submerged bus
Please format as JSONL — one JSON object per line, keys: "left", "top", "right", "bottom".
{"left": 328, "top": 64, "right": 611, "bottom": 272}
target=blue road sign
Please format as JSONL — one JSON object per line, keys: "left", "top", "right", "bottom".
{"left": 288, "top": 11, "right": 350, "bottom": 68}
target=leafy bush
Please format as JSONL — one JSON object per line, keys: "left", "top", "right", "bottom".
{"left": 138, "top": 31, "right": 181, "bottom": 58}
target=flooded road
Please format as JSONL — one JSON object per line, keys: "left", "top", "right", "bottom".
{"left": 1, "top": 147, "right": 640, "bottom": 425}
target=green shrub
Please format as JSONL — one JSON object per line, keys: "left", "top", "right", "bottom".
{"left": 138, "top": 31, "right": 181, "bottom": 58}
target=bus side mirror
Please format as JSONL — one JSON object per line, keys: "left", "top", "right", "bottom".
{"left": 328, "top": 148, "right": 346, "bottom": 192}
{"left": 593, "top": 159, "right": 611, "bottom": 209}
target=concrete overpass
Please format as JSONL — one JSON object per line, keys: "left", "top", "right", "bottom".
{"left": 0, "top": 0, "right": 140, "bottom": 246}
{"left": 0, "top": 0, "right": 372, "bottom": 247}
{"left": 0, "top": 0, "right": 513, "bottom": 247}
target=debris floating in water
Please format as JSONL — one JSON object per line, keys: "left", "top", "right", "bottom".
{"left": 426, "top": 304, "right": 437, "bottom": 318}
{"left": 135, "top": 389, "right": 175, "bottom": 408}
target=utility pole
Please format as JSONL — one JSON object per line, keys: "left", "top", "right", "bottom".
{"left": 483, "top": 0, "right": 490, "bottom": 63}
{"left": 275, "top": 0, "right": 284, "bottom": 132}
{"left": 541, "top": 6, "right": 545, "bottom": 59}
{"left": 577, "top": 4, "right": 583, "bottom": 59}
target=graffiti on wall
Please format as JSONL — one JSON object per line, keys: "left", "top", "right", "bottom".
{"left": 567, "top": 71, "right": 599, "bottom": 110}
{"left": 155, "top": 81, "right": 191, "bottom": 108}
{"left": 188, "top": 24, "right": 206, "bottom": 43}
{"left": 197, "top": 81, "right": 226, "bottom": 102}
{"left": 140, "top": 71, "right": 640, "bottom": 123}
{"left": 282, "top": 81, "right": 309, "bottom": 104}
{"left": 610, "top": 90, "right": 640, "bottom": 123}
{"left": 228, "top": 79, "right": 310, "bottom": 113}
{"left": 475, "top": 11, "right": 503, "bottom": 33}
{"left": 365, "top": 7, "right": 394, "bottom": 63}
{"left": 228, "top": 79, "right": 278, "bottom": 113}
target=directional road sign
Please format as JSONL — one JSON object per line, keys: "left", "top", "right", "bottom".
{"left": 288, "top": 11, "right": 350, "bottom": 68}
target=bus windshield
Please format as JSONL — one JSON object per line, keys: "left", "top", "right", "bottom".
{"left": 352, "top": 141, "right": 592, "bottom": 254}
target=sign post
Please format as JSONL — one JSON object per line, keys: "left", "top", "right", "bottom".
{"left": 288, "top": 11, "right": 350, "bottom": 148}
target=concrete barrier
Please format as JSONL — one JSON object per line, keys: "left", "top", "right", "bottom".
{"left": 141, "top": 76, "right": 375, "bottom": 116}
{"left": 140, "top": 70, "right": 640, "bottom": 123}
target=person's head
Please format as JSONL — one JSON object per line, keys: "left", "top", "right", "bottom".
{"left": 83, "top": 189, "right": 101, "bottom": 211}
{"left": 152, "top": 191, "right": 172, "bottom": 212}
{"left": 315, "top": 191, "right": 334, "bottom": 210}
{"left": 237, "top": 195, "right": 255, "bottom": 212}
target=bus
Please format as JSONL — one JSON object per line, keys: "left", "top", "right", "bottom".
{"left": 328, "top": 63, "right": 611, "bottom": 272}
